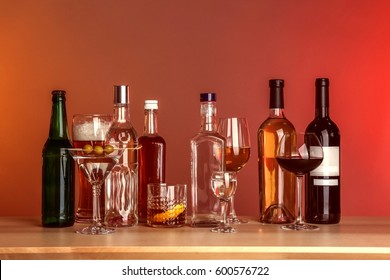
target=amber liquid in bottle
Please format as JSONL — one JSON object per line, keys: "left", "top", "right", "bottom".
{"left": 138, "top": 135, "right": 166, "bottom": 223}
{"left": 258, "top": 79, "right": 296, "bottom": 224}
{"left": 138, "top": 100, "right": 166, "bottom": 223}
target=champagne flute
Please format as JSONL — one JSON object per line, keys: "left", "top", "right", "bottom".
{"left": 218, "top": 117, "right": 251, "bottom": 224}
{"left": 276, "top": 132, "right": 324, "bottom": 231}
{"left": 210, "top": 171, "right": 238, "bottom": 233}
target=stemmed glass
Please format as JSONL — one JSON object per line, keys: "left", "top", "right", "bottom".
{"left": 218, "top": 117, "right": 250, "bottom": 224}
{"left": 276, "top": 132, "right": 324, "bottom": 231}
{"left": 210, "top": 171, "right": 238, "bottom": 233}
{"left": 68, "top": 115, "right": 124, "bottom": 235}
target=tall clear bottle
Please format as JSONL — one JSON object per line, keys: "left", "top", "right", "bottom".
{"left": 191, "top": 93, "right": 225, "bottom": 227}
{"left": 105, "top": 85, "right": 138, "bottom": 227}
{"left": 138, "top": 100, "right": 166, "bottom": 223}
{"left": 258, "top": 79, "right": 296, "bottom": 224}
{"left": 42, "top": 90, "right": 75, "bottom": 227}
{"left": 305, "top": 78, "right": 341, "bottom": 224}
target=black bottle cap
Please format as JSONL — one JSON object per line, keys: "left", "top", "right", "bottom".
{"left": 316, "top": 78, "right": 329, "bottom": 87}
{"left": 269, "top": 79, "right": 284, "bottom": 88}
{"left": 315, "top": 78, "right": 329, "bottom": 108}
{"left": 269, "top": 79, "right": 284, "bottom": 108}
{"left": 52, "top": 90, "right": 66, "bottom": 95}
{"left": 200, "top": 92, "right": 216, "bottom": 102}
{"left": 51, "top": 90, "right": 66, "bottom": 101}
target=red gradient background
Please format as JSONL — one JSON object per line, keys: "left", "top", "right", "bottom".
{"left": 1, "top": 1, "right": 390, "bottom": 218}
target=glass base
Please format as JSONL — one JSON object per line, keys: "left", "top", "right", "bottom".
{"left": 228, "top": 216, "right": 248, "bottom": 224}
{"left": 76, "top": 225, "right": 116, "bottom": 235}
{"left": 211, "top": 226, "right": 236, "bottom": 233}
{"left": 75, "top": 218, "right": 93, "bottom": 224}
{"left": 281, "top": 223, "right": 319, "bottom": 231}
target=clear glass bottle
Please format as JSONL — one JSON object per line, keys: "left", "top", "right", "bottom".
{"left": 42, "top": 90, "right": 75, "bottom": 227}
{"left": 105, "top": 85, "right": 138, "bottom": 227}
{"left": 191, "top": 93, "right": 225, "bottom": 227}
{"left": 305, "top": 78, "right": 341, "bottom": 224}
{"left": 258, "top": 79, "right": 296, "bottom": 224}
{"left": 138, "top": 100, "right": 166, "bottom": 223}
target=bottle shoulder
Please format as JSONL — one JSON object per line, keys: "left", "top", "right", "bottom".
{"left": 42, "top": 139, "right": 73, "bottom": 154}
{"left": 109, "top": 121, "right": 137, "bottom": 130}
{"left": 258, "top": 117, "right": 295, "bottom": 134}
{"left": 306, "top": 117, "right": 340, "bottom": 134}
{"left": 139, "top": 134, "right": 166, "bottom": 144}
{"left": 191, "top": 131, "right": 225, "bottom": 144}
{"left": 107, "top": 125, "right": 138, "bottom": 142}
{"left": 306, "top": 117, "right": 340, "bottom": 146}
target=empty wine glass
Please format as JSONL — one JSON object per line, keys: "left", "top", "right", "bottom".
{"left": 276, "top": 132, "right": 324, "bottom": 231}
{"left": 218, "top": 117, "right": 250, "bottom": 224}
{"left": 210, "top": 171, "right": 238, "bottom": 233}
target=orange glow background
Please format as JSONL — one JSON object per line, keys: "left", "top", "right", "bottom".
{"left": 1, "top": 1, "right": 390, "bottom": 218}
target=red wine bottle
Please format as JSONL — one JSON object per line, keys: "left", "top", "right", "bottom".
{"left": 305, "top": 78, "right": 340, "bottom": 224}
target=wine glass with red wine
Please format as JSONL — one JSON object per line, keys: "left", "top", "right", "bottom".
{"left": 276, "top": 132, "right": 323, "bottom": 231}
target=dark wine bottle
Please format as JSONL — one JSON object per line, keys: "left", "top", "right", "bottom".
{"left": 305, "top": 78, "right": 341, "bottom": 224}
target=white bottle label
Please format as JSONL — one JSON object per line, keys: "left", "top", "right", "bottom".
{"left": 313, "top": 178, "right": 339, "bottom": 186}
{"left": 310, "top": 146, "right": 340, "bottom": 177}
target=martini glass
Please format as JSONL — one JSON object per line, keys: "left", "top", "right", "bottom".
{"left": 68, "top": 146, "right": 125, "bottom": 235}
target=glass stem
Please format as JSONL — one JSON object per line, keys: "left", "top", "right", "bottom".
{"left": 92, "top": 183, "right": 102, "bottom": 227}
{"left": 221, "top": 200, "right": 228, "bottom": 228}
{"left": 296, "top": 175, "right": 304, "bottom": 225}
{"left": 229, "top": 197, "right": 237, "bottom": 218}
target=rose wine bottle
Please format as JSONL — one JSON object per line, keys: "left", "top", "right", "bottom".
{"left": 305, "top": 78, "right": 341, "bottom": 224}
{"left": 258, "top": 79, "right": 296, "bottom": 224}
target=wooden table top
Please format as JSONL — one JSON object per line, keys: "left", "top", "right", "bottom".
{"left": 1, "top": 216, "right": 390, "bottom": 260}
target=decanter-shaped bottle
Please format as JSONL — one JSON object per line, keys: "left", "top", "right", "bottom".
{"left": 42, "top": 90, "right": 75, "bottom": 227}
{"left": 138, "top": 100, "right": 166, "bottom": 223}
{"left": 258, "top": 79, "right": 296, "bottom": 224}
{"left": 190, "top": 93, "right": 225, "bottom": 227}
{"left": 105, "top": 85, "right": 138, "bottom": 227}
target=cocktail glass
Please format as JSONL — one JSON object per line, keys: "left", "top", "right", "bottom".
{"left": 72, "top": 114, "right": 112, "bottom": 223}
{"left": 68, "top": 146, "right": 125, "bottom": 235}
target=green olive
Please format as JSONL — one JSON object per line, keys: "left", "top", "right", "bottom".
{"left": 104, "top": 145, "right": 114, "bottom": 154}
{"left": 93, "top": 145, "right": 104, "bottom": 155}
{"left": 82, "top": 144, "right": 93, "bottom": 154}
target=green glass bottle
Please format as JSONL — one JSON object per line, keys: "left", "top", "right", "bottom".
{"left": 42, "top": 90, "right": 75, "bottom": 227}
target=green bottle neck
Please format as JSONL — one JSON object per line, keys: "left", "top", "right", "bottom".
{"left": 49, "top": 91, "right": 70, "bottom": 140}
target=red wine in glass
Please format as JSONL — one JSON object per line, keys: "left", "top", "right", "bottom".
{"left": 276, "top": 132, "right": 323, "bottom": 231}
